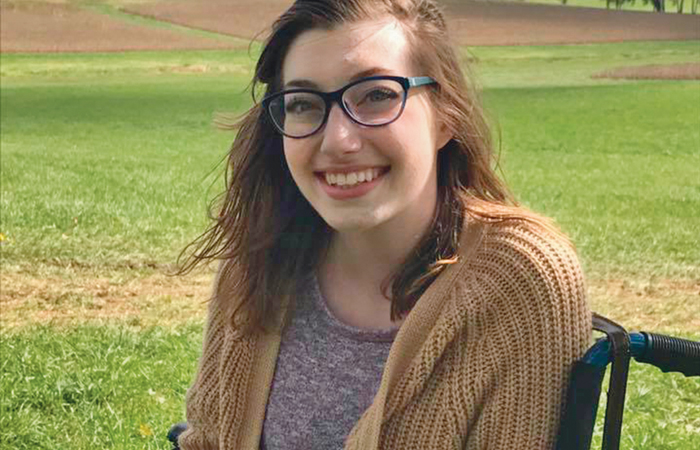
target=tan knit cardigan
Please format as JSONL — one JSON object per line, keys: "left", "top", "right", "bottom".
{"left": 180, "top": 218, "right": 591, "bottom": 449}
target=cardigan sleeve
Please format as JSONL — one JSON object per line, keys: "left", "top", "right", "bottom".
{"left": 465, "top": 220, "right": 592, "bottom": 450}
{"left": 178, "top": 291, "right": 226, "bottom": 450}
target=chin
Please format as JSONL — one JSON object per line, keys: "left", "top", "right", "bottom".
{"left": 321, "top": 211, "right": 387, "bottom": 233}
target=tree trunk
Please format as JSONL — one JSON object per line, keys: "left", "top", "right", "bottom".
{"left": 677, "top": 0, "right": 684, "bottom": 12}
{"left": 652, "top": 0, "right": 662, "bottom": 11}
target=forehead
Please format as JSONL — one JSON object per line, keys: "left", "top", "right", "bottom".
{"left": 281, "top": 19, "right": 414, "bottom": 89}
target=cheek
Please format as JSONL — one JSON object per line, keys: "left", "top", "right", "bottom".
{"left": 395, "top": 102, "right": 438, "bottom": 146}
{"left": 282, "top": 139, "right": 304, "bottom": 172}
{"left": 282, "top": 138, "right": 317, "bottom": 192}
{"left": 385, "top": 118, "right": 439, "bottom": 166}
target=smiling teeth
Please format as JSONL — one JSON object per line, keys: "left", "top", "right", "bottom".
{"left": 325, "top": 168, "right": 381, "bottom": 187}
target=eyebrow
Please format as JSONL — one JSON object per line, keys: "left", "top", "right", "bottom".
{"left": 284, "top": 67, "right": 392, "bottom": 90}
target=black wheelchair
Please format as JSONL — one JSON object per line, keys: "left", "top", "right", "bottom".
{"left": 556, "top": 313, "right": 699, "bottom": 450}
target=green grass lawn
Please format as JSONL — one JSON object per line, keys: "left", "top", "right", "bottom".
{"left": 1, "top": 73, "right": 238, "bottom": 267}
{"left": 1, "top": 325, "right": 203, "bottom": 449}
{"left": 490, "top": 82, "right": 699, "bottom": 280}
{"left": 2, "top": 42, "right": 698, "bottom": 279}
{"left": 1, "top": 40, "right": 699, "bottom": 448}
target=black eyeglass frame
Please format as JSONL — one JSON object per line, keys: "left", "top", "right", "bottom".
{"left": 262, "top": 75, "right": 437, "bottom": 139}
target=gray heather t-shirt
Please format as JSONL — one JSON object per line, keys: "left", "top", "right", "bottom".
{"left": 261, "top": 277, "right": 398, "bottom": 450}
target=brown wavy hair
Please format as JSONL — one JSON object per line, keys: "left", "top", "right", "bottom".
{"left": 179, "top": 0, "right": 548, "bottom": 335}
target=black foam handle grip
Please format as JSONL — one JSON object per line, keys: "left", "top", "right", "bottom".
{"left": 636, "top": 332, "right": 700, "bottom": 377}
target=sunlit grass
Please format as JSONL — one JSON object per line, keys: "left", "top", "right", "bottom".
{"left": 2, "top": 42, "right": 698, "bottom": 279}
{"left": 468, "top": 40, "right": 700, "bottom": 88}
{"left": 0, "top": 50, "right": 259, "bottom": 79}
{"left": 1, "top": 73, "right": 242, "bottom": 266}
{"left": 486, "top": 82, "right": 700, "bottom": 280}
{"left": 0, "top": 324, "right": 203, "bottom": 449}
{"left": 590, "top": 362, "right": 700, "bottom": 450}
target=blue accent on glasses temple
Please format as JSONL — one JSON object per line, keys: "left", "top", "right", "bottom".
{"left": 408, "top": 76, "right": 437, "bottom": 88}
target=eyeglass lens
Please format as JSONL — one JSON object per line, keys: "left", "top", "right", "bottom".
{"left": 268, "top": 78, "right": 405, "bottom": 137}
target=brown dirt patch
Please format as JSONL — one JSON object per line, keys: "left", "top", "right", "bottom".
{"left": 3, "top": 0, "right": 698, "bottom": 54}
{"left": 592, "top": 62, "right": 700, "bottom": 80}
{"left": 441, "top": 0, "right": 700, "bottom": 45}
{"left": 126, "top": 0, "right": 700, "bottom": 46}
{"left": 0, "top": 266, "right": 214, "bottom": 328}
{"left": 125, "top": 0, "right": 290, "bottom": 45}
{"left": 0, "top": 1, "right": 240, "bottom": 53}
{"left": 2, "top": 264, "right": 698, "bottom": 335}
{"left": 588, "top": 278, "right": 700, "bottom": 335}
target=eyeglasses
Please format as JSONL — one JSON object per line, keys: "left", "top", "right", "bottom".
{"left": 262, "top": 75, "right": 437, "bottom": 139}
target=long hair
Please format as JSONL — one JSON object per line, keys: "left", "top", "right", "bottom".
{"left": 179, "top": 0, "right": 557, "bottom": 335}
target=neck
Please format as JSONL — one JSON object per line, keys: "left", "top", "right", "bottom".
{"left": 322, "top": 203, "right": 437, "bottom": 291}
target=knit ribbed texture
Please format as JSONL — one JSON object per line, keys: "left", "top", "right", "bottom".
{"left": 179, "top": 218, "right": 591, "bottom": 450}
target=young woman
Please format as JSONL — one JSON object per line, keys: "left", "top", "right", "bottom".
{"left": 178, "top": 0, "right": 591, "bottom": 449}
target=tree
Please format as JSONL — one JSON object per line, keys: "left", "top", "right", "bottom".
{"left": 614, "top": 0, "right": 695, "bottom": 12}
{"left": 668, "top": 0, "right": 694, "bottom": 12}
{"left": 606, "top": 0, "right": 625, "bottom": 9}
{"left": 650, "top": 0, "right": 666, "bottom": 11}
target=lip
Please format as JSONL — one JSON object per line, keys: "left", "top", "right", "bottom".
{"left": 315, "top": 166, "right": 389, "bottom": 200}
{"left": 315, "top": 165, "right": 384, "bottom": 175}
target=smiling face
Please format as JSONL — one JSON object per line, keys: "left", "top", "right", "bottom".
{"left": 281, "top": 19, "right": 450, "bottom": 235}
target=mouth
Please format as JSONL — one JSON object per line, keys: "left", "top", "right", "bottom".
{"left": 316, "top": 167, "right": 390, "bottom": 189}
{"left": 314, "top": 166, "right": 390, "bottom": 200}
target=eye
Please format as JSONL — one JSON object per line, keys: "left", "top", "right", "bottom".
{"left": 363, "top": 88, "right": 399, "bottom": 103}
{"left": 286, "top": 100, "right": 314, "bottom": 114}
{"left": 284, "top": 94, "right": 323, "bottom": 115}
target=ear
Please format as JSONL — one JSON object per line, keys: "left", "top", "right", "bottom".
{"left": 435, "top": 120, "right": 453, "bottom": 152}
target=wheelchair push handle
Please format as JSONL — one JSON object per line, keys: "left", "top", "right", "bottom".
{"left": 583, "top": 331, "right": 699, "bottom": 377}
{"left": 636, "top": 332, "right": 700, "bottom": 377}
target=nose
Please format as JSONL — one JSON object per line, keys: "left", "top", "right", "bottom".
{"left": 319, "top": 103, "right": 361, "bottom": 156}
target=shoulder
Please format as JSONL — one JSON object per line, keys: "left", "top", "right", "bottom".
{"left": 459, "top": 213, "right": 590, "bottom": 336}
{"left": 475, "top": 216, "right": 581, "bottom": 283}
